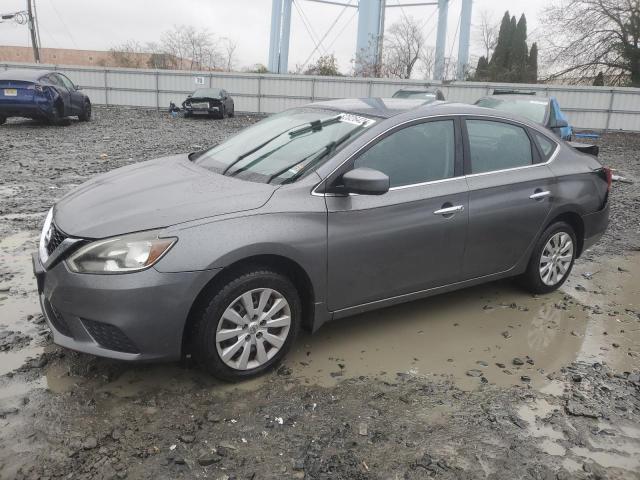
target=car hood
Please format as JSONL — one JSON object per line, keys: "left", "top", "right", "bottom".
{"left": 54, "top": 154, "right": 276, "bottom": 239}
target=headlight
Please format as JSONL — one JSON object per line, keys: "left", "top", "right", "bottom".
{"left": 39, "top": 207, "right": 54, "bottom": 262}
{"left": 67, "top": 230, "right": 176, "bottom": 274}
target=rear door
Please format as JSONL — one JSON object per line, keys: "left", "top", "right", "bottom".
{"left": 461, "top": 117, "right": 554, "bottom": 279}
{"left": 326, "top": 117, "right": 469, "bottom": 311}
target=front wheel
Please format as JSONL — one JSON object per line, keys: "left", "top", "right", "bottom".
{"left": 0, "top": 115, "right": 6, "bottom": 125}
{"left": 192, "top": 268, "right": 301, "bottom": 381}
{"left": 521, "top": 221, "right": 577, "bottom": 294}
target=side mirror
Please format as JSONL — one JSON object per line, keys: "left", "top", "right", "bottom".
{"left": 341, "top": 167, "right": 390, "bottom": 195}
{"left": 187, "top": 94, "right": 192, "bottom": 98}
{"left": 550, "top": 118, "right": 569, "bottom": 129}
{"left": 75, "top": 85, "right": 83, "bottom": 90}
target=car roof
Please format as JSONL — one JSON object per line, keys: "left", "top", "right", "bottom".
{"left": 395, "top": 87, "right": 441, "bottom": 92}
{"left": 307, "top": 99, "right": 551, "bottom": 133}
{"left": 307, "top": 98, "right": 444, "bottom": 119}
{"left": 481, "top": 94, "right": 551, "bottom": 102}
{"left": 0, "top": 69, "right": 52, "bottom": 82}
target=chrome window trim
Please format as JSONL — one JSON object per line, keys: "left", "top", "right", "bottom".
{"left": 311, "top": 113, "right": 559, "bottom": 197}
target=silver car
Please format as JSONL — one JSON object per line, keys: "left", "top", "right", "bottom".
{"left": 33, "top": 99, "right": 611, "bottom": 381}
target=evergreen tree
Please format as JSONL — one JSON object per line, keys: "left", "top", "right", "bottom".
{"left": 475, "top": 56, "right": 489, "bottom": 81}
{"left": 489, "top": 11, "right": 513, "bottom": 80}
{"left": 474, "top": 10, "right": 535, "bottom": 83}
{"left": 510, "top": 14, "right": 529, "bottom": 82}
{"left": 593, "top": 72, "right": 605, "bottom": 86}
{"left": 527, "top": 43, "right": 538, "bottom": 83}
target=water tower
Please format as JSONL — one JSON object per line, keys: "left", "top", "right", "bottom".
{"left": 268, "top": 0, "right": 473, "bottom": 81}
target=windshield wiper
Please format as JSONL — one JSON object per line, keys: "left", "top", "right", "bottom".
{"left": 222, "top": 116, "right": 343, "bottom": 177}
{"left": 267, "top": 121, "right": 368, "bottom": 184}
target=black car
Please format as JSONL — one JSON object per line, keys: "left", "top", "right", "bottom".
{"left": 392, "top": 87, "right": 445, "bottom": 102}
{"left": 0, "top": 69, "right": 91, "bottom": 125}
{"left": 475, "top": 91, "right": 573, "bottom": 141}
{"left": 182, "top": 88, "right": 235, "bottom": 119}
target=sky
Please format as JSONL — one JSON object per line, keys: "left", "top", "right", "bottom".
{"left": 0, "top": 0, "right": 550, "bottom": 75}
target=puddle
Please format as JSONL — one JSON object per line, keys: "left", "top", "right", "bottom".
{"left": 0, "top": 232, "right": 43, "bottom": 376}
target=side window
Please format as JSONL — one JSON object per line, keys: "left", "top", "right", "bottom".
{"left": 353, "top": 120, "right": 456, "bottom": 188}
{"left": 46, "top": 74, "right": 63, "bottom": 87}
{"left": 466, "top": 120, "right": 533, "bottom": 174}
{"left": 533, "top": 132, "right": 557, "bottom": 160}
{"left": 57, "top": 74, "right": 75, "bottom": 90}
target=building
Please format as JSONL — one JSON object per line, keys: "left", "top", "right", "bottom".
{"left": 0, "top": 45, "right": 201, "bottom": 70}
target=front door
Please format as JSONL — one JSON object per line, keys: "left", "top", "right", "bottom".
{"left": 56, "top": 74, "right": 84, "bottom": 115}
{"left": 326, "top": 118, "right": 469, "bottom": 311}
{"left": 462, "top": 118, "right": 554, "bottom": 279}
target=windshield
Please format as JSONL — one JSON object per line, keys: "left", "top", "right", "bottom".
{"left": 193, "top": 88, "right": 222, "bottom": 98}
{"left": 196, "top": 108, "right": 376, "bottom": 184}
{"left": 393, "top": 90, "right": 436, "bottom": 100}
{"left": 476, "top": 97, "right": 548, "bottom": 124}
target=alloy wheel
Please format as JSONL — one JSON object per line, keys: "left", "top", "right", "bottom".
{"left": 539, "top": 232, "right": 573, "bottom": 286}
{"left": 215, "top": 288, "right": 291, "bottom": 370}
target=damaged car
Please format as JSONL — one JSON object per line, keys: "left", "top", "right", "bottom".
{"left": 0, "top": 69, "right": 91, "bottom": 125}
{"left": 33, "top": 99, "right": 610, "bottom": 381}
{"left": 182, "top": 88, "right": 235, "bottom": 119}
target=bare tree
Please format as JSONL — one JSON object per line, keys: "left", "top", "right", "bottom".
{"left": 419, "top": 46, "right": 436, "bottom": 79}
{"left": 160, "top": 25, "right": 221, "bottom": 70}
{"left": 222, "top": 38, "right": 238, "bottom": 72}
{"left": 476, "top": 10, "right": 498, "bottom": 60}
{"left": 108, "top": 40, "right": 144, "bottom": 68}
{"left": 383, "top": 16, "right": 425, "bottom": 79}
{"left": 541, "top": 0, "right": 640, "bottom": 86}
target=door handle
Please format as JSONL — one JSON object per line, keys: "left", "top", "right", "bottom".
{"left": 434, "top": 205, "right": 465, "bottom": 215}
{"left": 529, "top": 190, "right": 551, "bottom": 200}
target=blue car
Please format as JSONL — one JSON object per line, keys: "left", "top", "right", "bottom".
{"left": 475, "top": 91, "right": 573, "bottom": 141}
{"left": 0, "top": 69, "right": 91, "bottom": 126}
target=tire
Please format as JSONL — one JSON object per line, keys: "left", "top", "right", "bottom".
{"left": 78, "top": 99, "right": 91, "bottom": 121}
{"left": 228, "top": 105, "right": 235, "bottom": 117}
{"left": 0, "top": 115, "right": 6, "bottom": 125}
{"left": 183, "top": 111, "right": 192, "bottom": 118}
{"left": 521, "top": 221, "right": 577, "bottom": 294}
{"left": 192, "top": 268, "right": 301, "bottom": 381}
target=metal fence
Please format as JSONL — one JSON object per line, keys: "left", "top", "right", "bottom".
{"left": 3, "top": 61, "right": 640, "bottom": 132}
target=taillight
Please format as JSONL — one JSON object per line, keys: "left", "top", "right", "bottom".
{"left": 28, "top": 84, "right": 45, "bottom": 93}
{"left": 603, "top": 166, "right": 613, "bottom": 192}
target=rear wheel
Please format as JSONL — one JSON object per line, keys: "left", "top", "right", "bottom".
{"left": 192, "top": 268, "right": 301, "bottom": 381}
{"left": 78, "top": 99, "right": 91, "bottom": 121}
{"left": 521, "top": 221, "right": 577, "bottom": 294}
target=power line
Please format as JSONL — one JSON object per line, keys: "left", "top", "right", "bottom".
{"left": 293, "top": 0, "right": 327, "bottom": 55}
{"left": 48, "top": 0, "right": 78, "bottom": 48}
{"left": 300, "top": 0, "right": 353, "bottom": 69}
{"left": 325, "top": 6, "right": 358, "bottom": 51}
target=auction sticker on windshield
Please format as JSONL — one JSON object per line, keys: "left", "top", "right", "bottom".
{"left": 340, "top": 113, "right": 376, "bottom": 126}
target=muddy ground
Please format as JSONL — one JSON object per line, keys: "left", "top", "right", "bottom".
{"left": 0, "top": 107, "right": 639, "bottom": 480}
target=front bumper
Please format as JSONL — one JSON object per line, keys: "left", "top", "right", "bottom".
{"left": 32, "top": 252, "right": 216, "bottom": 362}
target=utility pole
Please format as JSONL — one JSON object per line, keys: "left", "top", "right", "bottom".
{"left": 26, "top": 0, "right": 40, "bottom": 63}
{"left": 376, "top": 0, "right": 386, "bottom": 75}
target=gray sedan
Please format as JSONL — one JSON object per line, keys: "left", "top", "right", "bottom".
{"left": 33, "top": 99, "right": 610, "bottom": 381}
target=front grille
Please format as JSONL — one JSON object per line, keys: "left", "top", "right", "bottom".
{"left": 44, "top": 299, "right": 72, "bottom": 337}
{"left": 46, "top": 223, "right": 67, "bottom": 256}
{"left": 81, "top": 318, "right": 140, "bottom": 354}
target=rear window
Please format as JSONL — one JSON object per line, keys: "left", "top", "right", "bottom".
{"left": 533, "top": 132, "right": 557, "bottom": 160}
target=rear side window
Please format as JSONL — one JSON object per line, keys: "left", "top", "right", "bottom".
{"left": 533, "top": 132, "right": 557, "bottom": 160}
{"left": 466, "top": 120, "right": 533, "bottom": 174}
{"left": 354, "top": 120, "right": 456, "bottom": 188}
